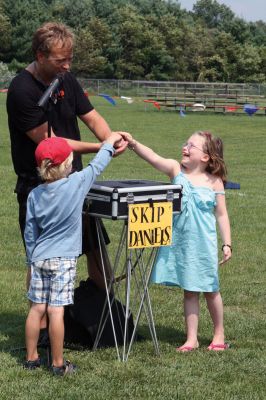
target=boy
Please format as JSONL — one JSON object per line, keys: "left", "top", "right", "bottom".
{"left": 24, "top": 134, "right": 121, "bottom": 375}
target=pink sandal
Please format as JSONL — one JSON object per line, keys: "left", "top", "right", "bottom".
{"left": 208, "top": 343, "right": 230, "bottom": 351}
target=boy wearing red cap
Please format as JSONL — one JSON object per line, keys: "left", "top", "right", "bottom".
{"left": 24, "top": 134, "right": 121, "bottom": 376}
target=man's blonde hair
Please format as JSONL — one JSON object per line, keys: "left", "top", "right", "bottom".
{"left": 38, "top": 152, "right": 73, "bottom": 182}
{"left": 32, "top": 22, "right": 74, "bottom": 57}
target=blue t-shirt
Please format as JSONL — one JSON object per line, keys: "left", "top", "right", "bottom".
{"left": 24, "top": 143, "right": 114, "bottom": 265}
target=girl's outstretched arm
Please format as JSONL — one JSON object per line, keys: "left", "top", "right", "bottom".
{"left": 121, "top": 133, "right": 180, "bottom": 179}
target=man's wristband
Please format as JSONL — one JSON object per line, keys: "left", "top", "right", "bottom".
{"left": 222, "top": 244, "right": 232, "bottom": 252}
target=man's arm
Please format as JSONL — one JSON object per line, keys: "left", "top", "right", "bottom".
{"left": 79, "top": 109, "right": 112, "bottom": 141}
{"left": 26, "top": 121, "right": 101, "bottom": 153}
{"left": 26, "top": 109, "right": 126, "bottom": 154}
{"left": 79, "top": 109, "right": 128, "bottom": 155}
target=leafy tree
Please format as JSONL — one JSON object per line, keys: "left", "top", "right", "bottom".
{"left": 196, "top": 54, "right": 224, "bottom": 82}
{"left": 3, "top": 0, "right": 53, "bottom": 64}
{"left": 130, "top": 0, "right": 182, "bottom": 17}
{"left": 108, "top": 5, "right": 179, "bottom": 80}
{"left": 92, "top": 0, "right": 129, "bottom": 19}
{"left": 170, "top": 19, "right": 219, "bottom": 82}
{"left": 72, "top": 18, "right": 112, "bottom": 77}
{"left": 149, "top": 13, "right": 187, "bottom": 80}
{"left": 258, "top": 46, "right": 266, "bottom": 78}
{"left": 193, "top": 0, "right": 235, "bottom": 29}
{"left": 224, "top": 17, "right": 252, "bottom": 44}
{"left": 249, "top": 21, "right": 266, "bottom": 46}
{"left": 141, "top": 28, "right": 176, "bottom": 80}
{"left": 213, "top": 31, "right": 239, "bottom": 82}
{"left": 192, "top": 0, "right": 251, "bottom": 44}
{"left": 110, "top": 6, "right": 147, "bottom": 79}
{"left": 52, "top": 0, "right": 95, "bottom": 28}
{"left": 0, "top": 11, "right": 12, "bottom": 61}
{"left": 1, "top": 0, "right": 265, "bottom": 82}
{"left": 0, "top": 62, "right": 15, "bottom": 87}
{"left": 231, "top": 44, "right": 264, "bottom": 83}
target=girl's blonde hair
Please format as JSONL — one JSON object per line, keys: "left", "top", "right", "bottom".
{"left": 196, "top": 131, "right": 227, "bottom": 183}
{"left": 38, "top": 152, "right": 73, "bottom": 182}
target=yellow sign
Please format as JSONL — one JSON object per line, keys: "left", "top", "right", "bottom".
{"left": 128, "top": 202, "right": 173, "bottom": 249}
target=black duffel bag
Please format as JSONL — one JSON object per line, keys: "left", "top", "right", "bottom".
{"left": 64, "top": 278, "right": 135, "bottom": 349}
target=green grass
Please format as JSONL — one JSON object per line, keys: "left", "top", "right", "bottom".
{"left": 0, "top": 93, "right": 266, "bottom": 400}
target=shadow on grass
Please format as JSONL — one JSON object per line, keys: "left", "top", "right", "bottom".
{"left": 137, "top": 323, "right": 211, "bottom": 347}
{"left": 0, "top": 313, "right": 211, "bottom": 363}
{"left": 0, "top": 311, "right": 27, "bottom": 362}
{"left": 0, "top": 312, "right": 53, "bottom": 367}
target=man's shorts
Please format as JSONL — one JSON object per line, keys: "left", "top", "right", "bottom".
{"left": 27, "top": 257, "right": 77, "bottom": 307}
{"left": 81, "top": 212, "right": 110, "bottom": 254}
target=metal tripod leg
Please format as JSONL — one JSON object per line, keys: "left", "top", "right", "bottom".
{"left": 125, "top": 248, "right": 160, "bottom": 361}
{"left": 92, "top": 218, "right": 121, "bottom": 361}
{"left": 122, "top": 247, "right": 132, "bottom": 361}
{"left": 135, "top": 249, "right": 160, "bottom": 354}
{"left": 92, "top": 229, "right": 125, "bottom": 354}
{"left": 92, "top": 218, "right": 159, "bottom": 361}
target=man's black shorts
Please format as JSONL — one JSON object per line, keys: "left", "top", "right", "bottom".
{"left": 81, "top": 212, "right": 110, "bottom": 253}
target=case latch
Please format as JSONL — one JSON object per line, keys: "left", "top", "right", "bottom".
{"left": 127, "top": 192, "right": 134, "bottom": 204}
{"left": 166, "top": 190, "right": 174, "bottom": 202}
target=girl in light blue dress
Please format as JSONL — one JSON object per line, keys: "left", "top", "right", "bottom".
{"left": 122, "top": 131, "right": 232, "bottom": 352}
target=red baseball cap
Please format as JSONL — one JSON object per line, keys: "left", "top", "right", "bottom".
{"left": 35, "top": 137, "right": 73, "bottom": 167}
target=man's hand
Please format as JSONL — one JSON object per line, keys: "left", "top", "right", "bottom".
{"left": 111, "top": 131, "right": 130, "bottom": 156}
{"left": 105, "top": 132, "right": 123, "bottom": 148}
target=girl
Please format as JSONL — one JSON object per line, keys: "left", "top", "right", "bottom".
{"left": 122, "top": 131, "right": 232, "bottom": 352}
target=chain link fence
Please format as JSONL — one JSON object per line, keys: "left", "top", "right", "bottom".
{"left": 2, "top": 76, "right": 266, "bottom": 99}
{"left": 77, "top": 79, "right": 266, "bottom": 99}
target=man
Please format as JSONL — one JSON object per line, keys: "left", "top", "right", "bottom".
{"left": 7, "top": 22, "right": 126, "bottom": 337}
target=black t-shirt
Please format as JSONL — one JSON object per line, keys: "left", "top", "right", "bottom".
{"left": 7, "top": 70, "right": 94, "bottom": 194}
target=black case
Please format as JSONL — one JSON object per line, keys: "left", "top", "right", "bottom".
{"left": 85, "top": 180, "right": 182, "bottom": 220}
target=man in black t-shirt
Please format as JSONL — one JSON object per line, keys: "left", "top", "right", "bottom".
{"left": 8, "top": 69, "right": 95, "bottom": 193}
{"left": 7, "top": 22, "right": 127, "bottom": 293}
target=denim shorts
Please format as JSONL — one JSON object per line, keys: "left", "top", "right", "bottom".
{"left": 27, "top": 257, "right": 77, "bottom": 307}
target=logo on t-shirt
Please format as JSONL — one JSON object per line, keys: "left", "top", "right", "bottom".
{"left": 52, "top": 89, "right": 65, "bottom": 104}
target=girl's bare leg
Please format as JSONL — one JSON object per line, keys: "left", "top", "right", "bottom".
{"left": 177, "top": 290, "right": 200, "bottom": 351}
{"left": 204, "top": 291, "right": 225, "bottom": 348}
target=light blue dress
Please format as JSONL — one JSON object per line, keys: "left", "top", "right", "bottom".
{"left": 150, "top": 171, "right": 224, "bottom": 292}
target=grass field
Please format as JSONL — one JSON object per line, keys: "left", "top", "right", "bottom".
{"left": 0, "top": 93, "right": 266, "bottom": 400}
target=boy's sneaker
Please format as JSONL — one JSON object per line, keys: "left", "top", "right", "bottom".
{"left": 23, "top": 357, "right": 42, "bottom": 370}
{"left": 52, "top": 360, "right": 77, "bottom": 376}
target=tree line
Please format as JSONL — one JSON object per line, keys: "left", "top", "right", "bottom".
{"left": 1, "top": 0, "right": 266, "bottom": 83}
